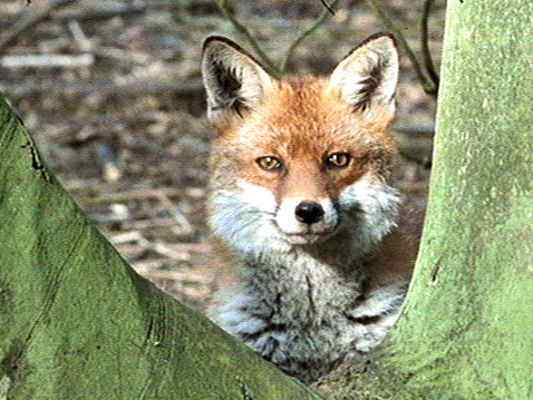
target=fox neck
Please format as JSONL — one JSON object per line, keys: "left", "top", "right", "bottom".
{"left": 239, "top": 234, "right": 369, "bottom": 323}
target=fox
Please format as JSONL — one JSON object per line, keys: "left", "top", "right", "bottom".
{"left": 200, "top": 33, "right": 424, "bottom": 383}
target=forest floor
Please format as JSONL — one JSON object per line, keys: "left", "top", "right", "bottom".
{"left": 0, "top": 0, "right": 444, "bottom": 311}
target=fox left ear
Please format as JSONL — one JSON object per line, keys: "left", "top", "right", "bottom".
{"left": 328, "top": 33, "right": 399, "bottom": 119}
{"left": 201, "top": 36, "right": 275, "bottom": 125}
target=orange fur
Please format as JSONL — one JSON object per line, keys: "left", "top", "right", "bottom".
{"left": 210, "top": 77, "right": 397, "bottom": 202}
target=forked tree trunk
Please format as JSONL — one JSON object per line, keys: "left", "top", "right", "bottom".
{"left": 1, "top": 1, "right": 532, "bottom": 399}
{"left": 317, "top": 0, "right": 533, "bottom": 398}
{"left": 0, "top": 98, "right": 321, "bottom": 399}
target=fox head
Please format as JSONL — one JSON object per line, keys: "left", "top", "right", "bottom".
{"left": 201, "top": 33, "right": 401, "bottom": 261}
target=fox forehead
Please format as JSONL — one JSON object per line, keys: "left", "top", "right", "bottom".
{"left": 214, "top": 76, "right": 396, "bottom": 159}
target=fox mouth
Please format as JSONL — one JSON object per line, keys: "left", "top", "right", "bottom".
{"left": 281, "top": 226, "right": 339, "bottom": 245}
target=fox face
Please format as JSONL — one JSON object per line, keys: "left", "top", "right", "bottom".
{"left": 202, "top": 34, "right": 401, "bottom": 261}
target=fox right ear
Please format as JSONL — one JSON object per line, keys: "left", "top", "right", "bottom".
{"left": 328, "top": 33, "right": 399, "bottom": 121}
{"left": 201, "top": 36, "right": 275, "bottom": 124}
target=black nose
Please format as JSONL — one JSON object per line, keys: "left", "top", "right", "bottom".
{"left": 295, "top": 201, "right": 324, "bottom": 225}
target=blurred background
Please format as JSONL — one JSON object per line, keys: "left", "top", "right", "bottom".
{"left": 0, "top": 0, "right": 444, "bottom": 311}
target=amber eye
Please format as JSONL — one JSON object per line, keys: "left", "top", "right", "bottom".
{"left": 256, "top": 156, "right": 283, "bottom": 171}
{"left": 326, "top": 152, "right": 351, "bottom": 169}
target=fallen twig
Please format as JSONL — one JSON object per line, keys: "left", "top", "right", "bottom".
{"left": 0, "top": 53, "right": 94, "bottom": 69}
{"left": 67, "top": 20, "right": 92, "bottom": 52}
{"left": 110, "top": 231, "right": 148, "bottom": 246}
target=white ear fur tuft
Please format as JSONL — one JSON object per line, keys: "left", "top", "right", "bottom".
{"left": 329, "top": 33, "right": 399, "bottom": 117}
{"left": 201, "top": 36, "right": 275, "bottom": 124}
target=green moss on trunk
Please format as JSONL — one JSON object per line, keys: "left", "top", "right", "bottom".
{"left": 0, "top": 98, "right": 322, "bottom": 399}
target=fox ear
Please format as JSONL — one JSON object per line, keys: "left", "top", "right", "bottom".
{"left": 201, "top": 36, "right": 275, "bottom": 124}
{"left": 328, "top": 33, "right": 399, "bottom": 119}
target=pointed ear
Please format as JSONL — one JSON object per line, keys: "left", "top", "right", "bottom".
{"left": 201, "top": 36, "right": 275, "bottom": 124}
{"left": 328, "top": 33, "right": 399, "bottom": 120}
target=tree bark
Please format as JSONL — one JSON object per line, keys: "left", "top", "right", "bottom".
{"left": 0, "top": 98, "right": 321, "bottom": 399}
{"left": 316, "top": 0, "right": 533, "bottom": 398}
{"left": 2, "top": 1, "right": 532, "bottom": 398}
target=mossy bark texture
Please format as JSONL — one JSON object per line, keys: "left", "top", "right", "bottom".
{"left": 319, "top": 1, "right": 533, "bottom": 399}
{"left": 0, "top": 97, "right": 322, "bottom": 399}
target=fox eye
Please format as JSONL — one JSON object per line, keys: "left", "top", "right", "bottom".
{"left": 326, "top": 152, "right": 351, "bottom": 169}
{"left": 256, "top": 156, "right": 283, "bottom": 171}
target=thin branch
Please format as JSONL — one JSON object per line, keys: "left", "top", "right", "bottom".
{"left": 365, "top": 0, "right": 438, "bottom": 97}
{"left": 320, "top": 0, "right": 336, "bottom": 15}
{"left": 215, "top": 0, "right": 280, "bottom": 77}
{"left": 421, "top": 0, "right": 440, "bottom": 90}
{"left": 0, "top": 0, "right": 78, "bottom": 54}
{"left": 280, "top": 0, "right": 341, "bottom": 73}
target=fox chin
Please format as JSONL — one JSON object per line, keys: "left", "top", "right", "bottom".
{"left": 201, "top": 32, "right": 424, "bottom": 383}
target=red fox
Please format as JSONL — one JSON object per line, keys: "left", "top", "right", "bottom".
{"left": 201, "top": 33, "right": 424, "bottom": 383}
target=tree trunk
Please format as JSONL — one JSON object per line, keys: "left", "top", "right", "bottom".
{"left": 2, "top": 1, "right": 532, "bottom": 398}
{"left": 0, "top": 97, "right": 321, "bottom": 399}
{"left": 316, "top": 0, "right": 533, "bottom": 398}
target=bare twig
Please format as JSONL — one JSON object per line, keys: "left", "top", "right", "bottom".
{"left": 67, "top": 20, "right": 92, "bottom": 52}
{"left": 0, "top": 53, "right": 94, "bottom": 69}
{"left": 133, "top": 262, "right": 186, "bottom": 276}
{"left": 319, "top": 0, "right": 336, "bottom": 15}
{"left": 215, "top": 0, "right": 280, "bottom": 77}
{"left": 0, "top": 0, "right": 77, "bottom": 53}
{"left": 110, "top": 231, "right": 148, "bottom": 246}
{"left": 421, "top": 0, "right": 439, "bottom": 90}
{"left": 281, "top": 0, "right": 340, "bottom": 73}
{"left": 365, "top": 0, "right": 438, "bottom": 97}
